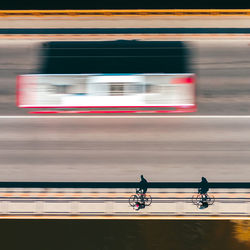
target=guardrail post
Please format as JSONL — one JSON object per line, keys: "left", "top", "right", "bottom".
{"left": 71, "top": 201, "right": 79, "bottom": 215}
{"left": 210, "top": 200, "right": 219, "bottom": 215}
{"left": 35, "top": 201, "right": 44, "bottom": 215}
{"left": 1, "top": 201, "right": 9, "bottom": 215}
{"left": 105, "top": 201, "right": 114, "bottom": 215}
{"left": 247, "top": 201, "right": 250, "bottom": 216}
{"left": 176, "top": 201, "right": 184, "bottom": 215}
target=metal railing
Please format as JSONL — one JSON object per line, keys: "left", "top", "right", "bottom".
{"left": 1, "top": 9, "right": 250, "bottom": 17}
{"left": 0, "top": 198, "right": 249, "bottom": 217}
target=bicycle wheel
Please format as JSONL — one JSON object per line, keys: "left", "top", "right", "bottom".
{"left": 129, "top": 195, "right": 138, "bottom": 207}
{"left": 144, "top": 194, "right": 152, "bottom": 206}
{"left": 192, "top": 194, "right": 201, "bottom": 206}
{"left": 207, "top": 195, "right": 215, "bottom": 205}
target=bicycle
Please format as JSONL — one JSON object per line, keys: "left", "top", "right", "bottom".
{"left": 129, "top": 189, "right": 152, "bottom": 207}
{"left": 192, "top": 193, "right": 215, "bottom": 208}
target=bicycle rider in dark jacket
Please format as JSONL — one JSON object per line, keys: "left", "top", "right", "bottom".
{"left": 139, "top": 175, "right": 148, "bottom": 194}
{"left": 198, "top": 177, "right": 209, "bottom": 195}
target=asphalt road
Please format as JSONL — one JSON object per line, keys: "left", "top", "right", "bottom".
{"left": 0, "top": 116, "right": 249, "bottom": 182}
{"left": 2, "top": 39, "right": 250, "bottom": 115}
{"left": 0, "top": 38, "right": 250, "bottom": 183}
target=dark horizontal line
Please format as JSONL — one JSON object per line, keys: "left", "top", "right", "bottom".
{"left": 0, "top": 182, "right": 249, "bottom": 188}
{"left": 1, "top": 28, "right": 250, "bottom": 34}
{"left": 45, "top": 54, "right": 184, "bottom": 57}
{"left": 43, "top": 47, "right": 183, "bottom": 50}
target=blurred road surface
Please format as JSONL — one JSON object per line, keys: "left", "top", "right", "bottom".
{"left": 0, "top": 37, "right": 250, "bottom": 183}
{"left": 0, "top": 116, "right": 249, "bottom": 182}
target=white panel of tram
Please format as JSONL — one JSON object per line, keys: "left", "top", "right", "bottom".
{"left": 17, "top": 73, "right": 195, "bottom": 108}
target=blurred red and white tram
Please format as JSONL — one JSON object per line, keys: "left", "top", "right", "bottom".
{"left": 17, "top": 73, "right": 196, "bottom": 114}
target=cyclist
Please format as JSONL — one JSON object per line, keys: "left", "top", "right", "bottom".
{"left": 192, "top": 177, "right": 214, "bottom": 209}
{"left": 198, "top": 177, "right": 209, "bottom": 196}
{"left": 138, "top": 175, "right": 148, "bottom": 194}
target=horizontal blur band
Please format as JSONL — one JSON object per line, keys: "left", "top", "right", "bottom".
{"left": 0, "top": 215, "right": 249, "bottom": 220}
{"left": 1, "top": 9, "right": 250, "bottom": 17}
{"left": 0, "top": 182, "right": 248, "bottom": 188}
{"left": 4, "top": 28, "right": 250, "bottom": 34}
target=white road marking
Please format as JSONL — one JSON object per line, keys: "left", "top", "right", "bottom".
{"left": 0, "top": 115, "right": 250, "bottom": 119}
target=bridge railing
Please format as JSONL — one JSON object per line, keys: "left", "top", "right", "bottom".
{"left": 1, "top": 9, "right": 250, "bottom": 17}
{"left": 0, "top": 188, "right": 248, "bottom": 218}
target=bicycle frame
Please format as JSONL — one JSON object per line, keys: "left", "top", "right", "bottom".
{"left": 129, "top": 189, "right": 152, "bottom": 208}
{"left": 192, "top": 193, "right": 215, "bottom": 208}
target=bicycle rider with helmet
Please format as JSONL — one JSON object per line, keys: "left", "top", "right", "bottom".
{"left": 198, "top": 177, "right": 210, "bottom": 209}
{"left": 138, "top": 175, "right": 148, "bottom": 195}
{"left": 135, "top": 175, "right": 148, "bottom": 209}
{"left": 198, "top": 177, "right": 209, "bottom": 196}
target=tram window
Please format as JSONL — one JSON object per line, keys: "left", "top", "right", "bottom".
{"left": 110, "top": 83, "right": 124, "bottom": 96}
{"left": 55, "top": 85, "right": 69, "bottom": 94}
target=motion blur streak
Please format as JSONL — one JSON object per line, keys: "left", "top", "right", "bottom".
{"left": 2, "top": 40, "right": 250, "bottom": 115}
{"left": 17, "top": 73, "right": 195, "bottom": 113}
{"left": 1, "top": 115, "right": 250, "bottom": 118}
